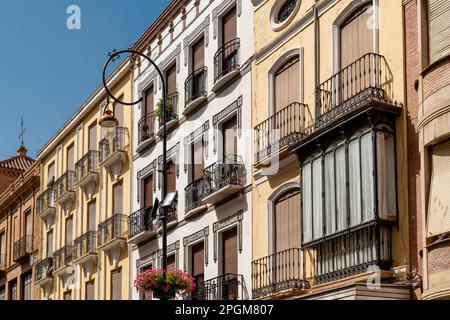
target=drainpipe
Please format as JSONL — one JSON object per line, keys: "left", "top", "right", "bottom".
{"left": 314, "top": 3, "right": 319, "bottom": 120}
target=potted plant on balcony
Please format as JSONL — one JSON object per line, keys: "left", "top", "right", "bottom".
{"left": 155, "top": 95, "right": 178, "bottom": 123}
{"left": 134, "top": 269, "right": 196, "bottom": 300}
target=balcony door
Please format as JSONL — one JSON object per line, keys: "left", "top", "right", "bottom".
{"left": 67, "top": 144, "right": 75, "bottom": 172}
{"left": 144, "top": 86, "right": 154, "bottom": 134}
{"left": 166, "top": 64, "right": 177, "bottom": 96}
{"left": 88, "top": 201, "right": 96, "bottom": 232}
{"left": 86, "top": 281, "right": 95, "bottom": 300}
{"left": 190, "top": 37, "right": 205, "bottom": 100}
{"left": 191, "top": 241, "right": 205, "bottom": 300}
{"left": 89, "top": 123, "right": 97, "bottom": 151}
{"left": 167, "top": 161, "right": 176, "bottom": 193}
{"left": 111, "top": 268, "right": 122, "bottom": 300}
{"left": 274, "top": 57, "right": 300, "bottom": 114}
{"left": 167, "top": 254, "right": 176, "bottom": 272}
{"left": 46, "top": 230, "right": 53, "bottom": 257}
{"left": 144, "top": 175, "right": 153, "bottom": 208}
{"left": 25, "top": 210, "right": 32, "bottom": 237}
{"left": 190, "top": 138, "right": 204, "bottom": 183}
{"left": 223, "top": 116, "right": 237, "bottom": 159}
{"left": 221, "top": 6, "right": 238, "bottom": 73}
{"left": 222, "top": 227, "right": 238, "bottom": 300}
{"left": 65, "top": 217, "right": 73, "bottom": 246}
{"left": 113, "top": 102, "right": 124, "bottom": 127}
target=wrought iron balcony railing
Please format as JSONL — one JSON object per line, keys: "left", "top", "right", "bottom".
{"left": 73, "top": 231, "right": 97, "bottom": 260}
{"left": 214, "top": 38, "right": 240, "bottom": 83}
{"left": 36, "top": 187, "right": 56, "bottom": 217}
{"left": 185, "top": 67, "right": 207, "bottom": 106}
{"left": 187, "top": 274, "right": 247, "bottom": 300}
{"left": 75, "top": 150, "right": 99, "bottom": 183}
{"left": 203, "top": 154, "right": 245, "bottom": 199}
{"left": 252, "top": 248, "right": 308, "bottom": 299}
{"left": 128, "top": 207, "right": 154, "bottom": 239}
{"left": 13, "top": 235, "right": 34, "bottom": 262}
{"left": 98, "top": 214, "right": 128, "bottom": 247}
{"left": 316, "top": 53, "right": 394, "bottom": 129}
{"left": 53, "top": 245, "right": 72, "bottom": 271}
{"left": 158, "top": 92, "right": 179, "bottom": 128}
{"left": 35, "top": 257, "right": 53, "bottom": 282}
{"left": 303, "top": 220, "right": 393, "bottom": 286}
{"left": 0, "top": 253, "right": 6, "bottom": 272}
{"left": 138, "top": 113, "right": 156, "bottom": 145}
{"left": 254, "top": 102, "right": 313, "bottom": 163}
{"left": 55, "top": 170, "right": 76, "bottom": 200}
{"left": 99, "top": 126, "right": 127, "bottom": 164}
{"left": 185, "top": 178, "right": 206, "bottom": 213}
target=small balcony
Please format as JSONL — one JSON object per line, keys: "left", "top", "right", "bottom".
{"left": 157, "top": 92, "right": 179, "bottom": 136}
{"left": 73, "top": 231, "right": 97, "bottom": 265}
{"left": 99, "top": 127, "right": 128, "bottom": 179}
{"left": 184, "top": 67, "right": 208, "bottom": 116}
{"left": 212, "top": 38, "right": 240, "bottom": 92}
{"left": 36, "top": 187, "right": 56, "bottom": 223}
{"left": 202, "top": 155, "right": 245, "bottom": 205}
{"left": 184, "top": 178, "right": 208, "bottom": 219}
{"left": 13, "top": 235, "right": 34, "bottom": 263}
{"left": 252, "top": 248, "right": 309, "bottom": 299}
{"left": 35, "top": 257, "right": 53, "bottom": 287}
{"left": 53, "top": 245, "right": 73, "bottom": 276}
{"left": 156, "top": 209, "right": 178, "bottom": 233}
{"left": 55, "top": 170, "right": 76, "bottom": 208}
{"left": 254, "top": 102, "right": 313, "bottom": 164}
{"left": 98, "top": 214, "right": 128, "bottom": 252}
{"left": 75, "top": 150, "right": 100, "bottom": 196}
{"left": 128, "top": 207, "right": 155, "bottom": 245}
{"left": 136, "top": 113, "right": 156, "bottom": 153}
{"left": 186, "top": 274, "right": 248, "bottom": 300}
{"left": 0, "top": 254, "right": 6, "bottom": 275}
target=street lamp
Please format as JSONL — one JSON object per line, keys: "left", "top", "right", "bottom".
{"left": 100, "top": 49, "right": 170, "bottom": 300}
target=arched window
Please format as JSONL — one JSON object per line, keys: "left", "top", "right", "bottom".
{"left": 273, "top": 189, "right": 301, "bottom": 253}
{"left": 273, "top": 56, "right": 300, "bottom": 113}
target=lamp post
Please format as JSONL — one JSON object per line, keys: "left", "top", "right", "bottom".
{"left": 100, "top": 49, "right": 169, "bottom": 300}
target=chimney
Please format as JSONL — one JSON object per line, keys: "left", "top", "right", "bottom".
{"left": 17, "top": 145, "right": 28, "bottom": 157}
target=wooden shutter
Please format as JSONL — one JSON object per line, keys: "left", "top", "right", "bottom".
{"left": 167, "top": 161, "right": 176, "bottom": 192}
{"left": 66, "top": 217, "right": 73, "bottom": 245}
{"left": 427, "top": 139, "right": 450, "bottom": 236}
{"left": 47, "top": 230, "right": 53, "bottom": 257}
{"left": 274, "top": 190, "right": 301, "bottom": 252}
{"left": 223, "top": 116, "right": 237, "bottom": 157}
{"left": 340, "top": 4, "right": 373, "bottom": 68}
{"left": 144, "top": 176, "right": 153, "bottom": 208}
{"left": 0, "top": 232, "right": 5, "bottom": 255}
{"left": 222, "top": 227, "right": 238, "bottom": 275}
{"left": 63, "top": 291, "right": 72, "bottom": 300}
{"left": 145, "top": 86, "right": 154, "bottom": 133}
{"left": 67, "top": 145, "right": 75, "bottom": 171}
{"left": 113, "top": 183, "right": 123, "bottom": 215}
{"left": 428, "top": 0, "right": 450, "bottom": 64}
{"left": 222, "top": 6, "right": 237, "bottom": 45}
{"left": 113, "top": 103, "right": 124, "bottom": 127}
{"left": 89, "top": 123, "right": 97, "bottom": 151}
{"left": 167, "top": 254, "right": 176, "bottom": 272}
{"left": 88, "top": 201, "right": 96, "bottom": 231}
{"left": 22, "top": 272, "right": 32, "bottom": 300}
{"left": 166, "top": 64, "right": 177, "bottom": 95}
{"left": 48, "top": 162, "right": 55, "bottom": 182}
{"left": 86, "top": 281, "right": 95, "bottom": 300}
{"left": 192, "top": 37, "right": 205, "bottom": 71}
{"left": 191, "top": 242, "right": 205, "bottom": 277}
{"left": 111, "top": 268, "right": 122, "bottom": 300}
{"left": 274, "top": 57, "right": 300, "bottom": 113}
{"left": 25, "top": 210, "right": 32, "bottom": 236}
{"left": 193, "top": 139, "right": 204, "bottom": 181}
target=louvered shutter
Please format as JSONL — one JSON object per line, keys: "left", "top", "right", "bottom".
{"left": 222, "top": 227, "right": 238, "bottom": 275}
{"left": 428, "top": 0, "right": 450, "bottom": 64}
{"left": 274, "top": 57, "right": 300, "bottom": 113}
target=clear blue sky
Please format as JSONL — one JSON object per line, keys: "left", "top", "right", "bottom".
{"left": 0, "top": 0, "right": 171, "bottom": 159}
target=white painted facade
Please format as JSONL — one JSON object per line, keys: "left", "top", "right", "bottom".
{"left": 129, "top": 0, "right": 254, "bottom": 300}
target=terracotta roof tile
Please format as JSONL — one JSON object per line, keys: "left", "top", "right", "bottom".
{"left": 0, "top": 155, "right": 35, "bottom": 171}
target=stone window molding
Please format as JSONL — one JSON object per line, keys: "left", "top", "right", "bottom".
{"left": 213, "top": 210, "right": 243, "bottom": 262}
{"left": 183, "top": 121, "right": 210, "bottom": 172}
{"left": 136, "top": 159, "right": 158, "bottom": 203}
{"left": 212, "top": 0, "right": 242, "bottom": 40}
{"left": 212, "top": 96, "right": 243, "bottom": 155}
{"left": 270, "top": 0, "right": 301, "bottom": 32}
{"left": 183, "top": 15, "right": 211, "bottom": 66}
{"left": 183, "top": 227, "right": 210, "bottom": 270}
{"left": 157, "top": 241, "right": 180, "bottom": 269}
{"left": 136, "top": 250, "right": 158, "bottom": 270}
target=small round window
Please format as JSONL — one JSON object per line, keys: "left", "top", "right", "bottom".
{"left": 270, "top": 0, "right": 301, "bottom": 31}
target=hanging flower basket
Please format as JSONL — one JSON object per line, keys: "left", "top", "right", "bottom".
{"left": 134, "top": 269, "right": 196, "bottom": 300}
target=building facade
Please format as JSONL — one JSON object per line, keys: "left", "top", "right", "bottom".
{"left": 251, "top": 0, "right": 412, "bottom": 300}
{"left": 34, "top": 60, "right": 133, "bottom": 300}
{"left": 129, "top": 0, "right": 254, "bottom": 300}
{"left": 0, "top": 147, "right": 39, "bottom": 300}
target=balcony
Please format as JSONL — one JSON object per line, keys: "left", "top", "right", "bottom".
{"left": 254, "top": 102, "right": 313, "bottom": 164}
{"left": 128, "top": 207, "right": 155, "bottom": 245}
{"left": 156, "top": 210, "right": 178, "bottom": 233}
{"left": 0, "top": 254, "right": 6, "bottom": 275}
{"left": 202, "top": 155, "right": 245, "bottom": 205}
{"left": 36, "top": 187, "right": 56, "bottom": 223}
{"left": 184, "top": 67, "right": 208, "bottom": 116}
{"left": 212, "top": 38, "right": 240, "bottom": 92}
{"left": 184, "top": 178, "right": 208, "bottom": 219}
{"left": 99, "top": 127, "right": 128, "bottom": 180}
{"left": 35, "top": 257, "right": 53, "bottom": 287}
{"left": 186, "top": 274, "right": 248, "bottom": 300}
{"left": 98, "top": 214, "right": 128, "bottom": 252}
{"left": 75, "top": 150, "right": 100, "bottom": 198}
{"left": 53, "top": 245, "right": 73, "bottom": 276}
{"left": 73, "top": 231, "right": 97, "bottom": 265}
{"left": 13, "top": 235, "right": 34, "bottom": 263}
{"left": 252, "top": 248, "right": 309, "bottom": 299}
{"left": 136, "top": 113, "right": 156, "bottom": 153}
{"left": 303, "top": 221, "right": 393, "bottom": 286}
{"left": 156, "top": 92, "right": 179, "bottom": 136}
{"left": 55, "top": 170, "right": 76, "bottom": 210}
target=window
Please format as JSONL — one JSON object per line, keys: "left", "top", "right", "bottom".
{"left": 274, "top": 191, "right": 301, "bottom": 251}
{"left": 63, "top": 290, "right": 72, "bottom": 300}
{"left": 25, "top": 209, "right": 32, "bottom": 237}
{"left": 274, "top": 57, "right": 300, "bottom": 113}
{"left": 46, "top": 230, "right": 53, "bottom": 257}
{"left": 9, "top": 279, "right": 17, "bottom": 301}
{"left": 188, "top": 37, "right": 206, "bottom": 102}
{"left": 427, "top": 0, "right": 450, "bottom": 64}
{"left": 113, "top": 102, "right": 124, "bottom": 127}
{"left": 21, "top": 272, "right": 32, "bottom": 300}
{"left": 167, "top": 161, "right": 177, "bottom": 193}
{"left": 222, "top": 227, "right": 238, "bottom": 274}
{"left": 0, "top": 231, "right": 6, "bottom": 257}
{"left": 190, "top": 138, "right": 204, "bottom": 183}
{"left": 144, "top": 175, "right": 153, "bottom": 208}
{"left": 67, "top": 144, "right": 75, "bottom": 171}
{"left": 66, "top": 217, "right": 73, "bottom": 245}
{"left": 167, "top": 254, "right": 176, "bottom": 272}
{"left": 192, "top": 37, "right": 205, "bottom": 72}
{"left": 89, "top": 123, "right": 97, "bottom": 151}
{"left": 140, "top": 264, "right": 153, "bottom": 301}
{"left": 144, "top": 86, "right": 154, "bottom": 134}
{"left": 111, "top": 268, "right": 122, "bottom": 300}
{"left": 0, "top": 286, "right": 5, "bottom": 301}
{"left": 222, "top": 116, "right": 237, "bottom": 158}
{"left": 113, "top": 183, "right": 123, "bottom": 215}
{"left": 270, "top": 0, "right": 301, "bottom": 31}
{"left": 47, "top": 162, "right": 55, "bottom": 184}
{"left": 85, "top": 281, "right": 95, "bottom": 300}
{"left": 88, "top": 201, "right": 96, "bottom": 231}
{"left": 222, "top": 6, "right": 237, "bottom": 46}
{"left": 166, "top": 64, "right": 177, "bottom": 95}
{"left": 191, "top": 242, "right": 205, "bottom": 299}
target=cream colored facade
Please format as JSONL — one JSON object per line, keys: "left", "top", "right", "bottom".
{"left": 252, "top": 0, "right": 411, "bottom": 300}
{"left": 34, "top": 60, "right": 133, "bottom": 300}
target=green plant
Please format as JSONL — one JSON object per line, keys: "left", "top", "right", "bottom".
{"left": 134, "top": 269, "right": 196, "bottom": 297}
{"left": 155, "top": 94, "right": 177, "bottom": 121}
